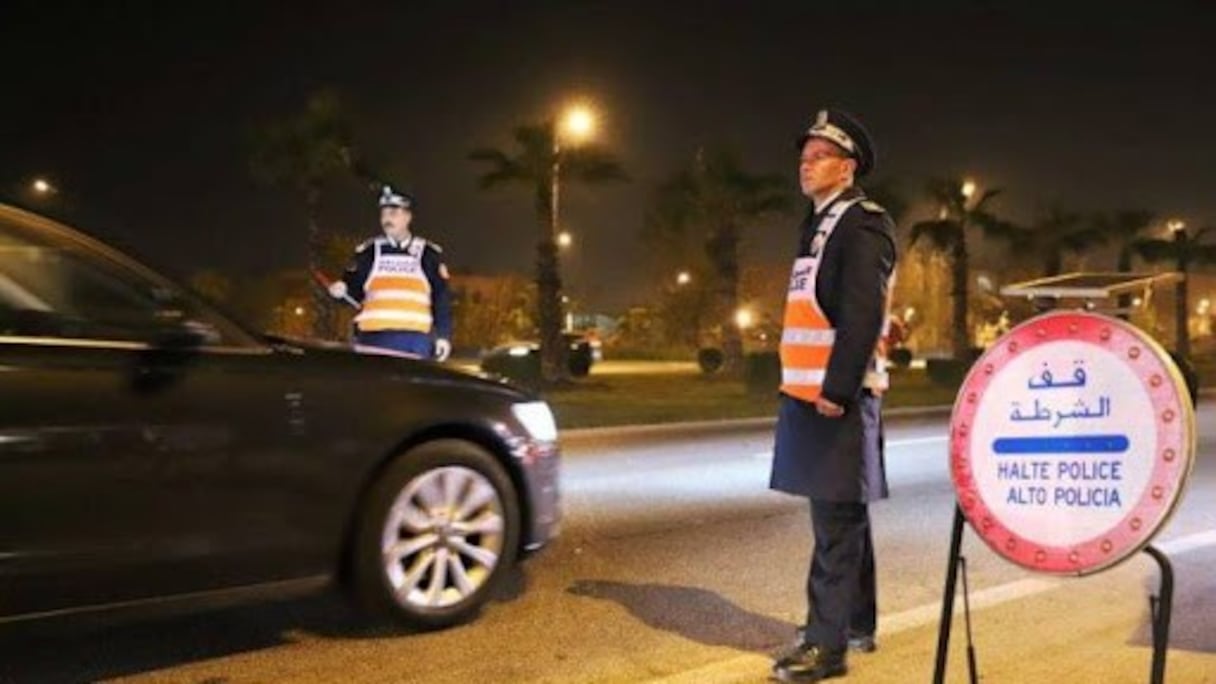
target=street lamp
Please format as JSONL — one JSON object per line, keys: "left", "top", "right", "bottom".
{"left": 548, "top": 103, "right": 597, "bottom": 364}
{"left": 563, "top": 106, "right": 595, "bottom": 140}
{"left": 551, "top": 104, "right": 597, "bottom": 244}
{"left": 1168, "top": 218, "right": 1192, "bottom": 360}
{"left": 961, "top": 178, "right": 977, "bottom": 200}
{"left": 735, "top": 308, "right": 754, "bottom": 330}
{"left": 676, "top": 271, "right": 691, "bottom": 286}
{"left": 31, "top": 177, "right": 57, "bottom": 196}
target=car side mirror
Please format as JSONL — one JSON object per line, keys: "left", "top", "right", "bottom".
{"left": 151, "top": 319, "right": 220, "bottom": 350}
{"left": 134, "top": 319, "right": 216, "bottom": 393}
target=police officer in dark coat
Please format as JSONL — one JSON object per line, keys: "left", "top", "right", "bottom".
{"left": 769, "top": 109, "right": 897, "bottom": 683}
{"left": 328, "top": 185, "right": 453, "bottom": 361}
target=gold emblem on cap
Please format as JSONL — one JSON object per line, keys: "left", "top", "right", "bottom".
{"left": 815, "top": 110, "right": 828, "bottom": 126}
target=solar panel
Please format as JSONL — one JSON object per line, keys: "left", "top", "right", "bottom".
{"left": 999, "top": 272, "right": 1183, "bottom": 299}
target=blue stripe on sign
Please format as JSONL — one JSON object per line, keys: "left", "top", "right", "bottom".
{"left": 992, "top": 435, "right": 1130, "bottom": 455}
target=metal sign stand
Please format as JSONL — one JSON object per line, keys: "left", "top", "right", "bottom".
{"left": 931, "top": 272, "right": 1189, "bottom": 684}
{"left": 930, "top": 506, "right": 974, "bottom": 684}
{"left": 1143, "top": 545, "right": 1175, "bottom": 684}
{"left": 931, "top": 506, "right": 1175, "bottom": 684}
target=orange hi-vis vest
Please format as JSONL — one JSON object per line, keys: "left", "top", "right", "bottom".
{"left": 354, "top": 237, "right": 434, "bottom": 334}
{"left": 779, "top": 196, "right": 891, "bottom": 402}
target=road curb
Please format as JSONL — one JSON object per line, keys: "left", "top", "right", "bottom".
{"left": 560, "top": 404, "right": 953, "bottom": 440}
{"left": 559, "top": 386, "right": 1215, "bottom": 440}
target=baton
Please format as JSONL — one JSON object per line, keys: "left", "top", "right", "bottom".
{"left": 310, "top": 268, "right": 361, "bottom": 309}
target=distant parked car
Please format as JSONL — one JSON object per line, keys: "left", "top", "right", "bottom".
{"left": 0, "top": 203, "right": 561, "bottom": 629}
{"left": 481, "top": 333, "right": 597, "bottom": 379}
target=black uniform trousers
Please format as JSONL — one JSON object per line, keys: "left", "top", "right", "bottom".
{"left": 804, "top": 498, "right": 877, "bottom": 650}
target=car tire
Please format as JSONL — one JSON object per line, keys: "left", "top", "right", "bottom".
{"left": 350, "top": 439, "right": 520, "bottom": 628}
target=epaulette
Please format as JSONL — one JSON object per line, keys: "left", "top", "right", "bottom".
{"left": 425, "top": 239, "right": 444, "bottom": 254}
{"left": 355, "top": 238, "right": 376, "bottom": 253}
{"left": 859, "top": 200, "right": 886, "bottom": 214}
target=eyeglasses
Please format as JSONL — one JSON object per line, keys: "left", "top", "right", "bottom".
{"left": 800, "top": 151, "right": 847, "bottom": 165}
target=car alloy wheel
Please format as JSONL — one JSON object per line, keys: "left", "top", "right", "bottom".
{"left": 381, "top": 465, "right": 505, "bottom": 609}
{"left": 351, "top": 439, "right": 520, "bottom": 628}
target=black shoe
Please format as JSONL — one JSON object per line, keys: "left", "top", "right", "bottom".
{"left": 772, "top": 633, "right": 815, "bottom": 671}
{"left": 770, "top": 643, "right": 847, "bottom": 682}
{"left": 847, "top": 632, "right": 877, "bottom": 653}
{"left": 779, "top": 626, "right": 876, "bottom": 656}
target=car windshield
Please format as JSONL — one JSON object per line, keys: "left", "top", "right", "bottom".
{"left": 0, "top": 210, "right": 257, "bottom": 347}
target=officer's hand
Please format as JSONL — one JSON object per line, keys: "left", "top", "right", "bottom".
{"left": 814, "top": 396, "right": 845, "bottom": 418}
{"left": 434, "top": 338, "right": 451, "bottom": 362}
{"left": 327, "top": 281, "right": 348, "bottom": 300}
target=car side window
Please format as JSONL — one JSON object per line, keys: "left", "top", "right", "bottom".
{"left": 0, "top": 220, "right": 196, "bottom": 343}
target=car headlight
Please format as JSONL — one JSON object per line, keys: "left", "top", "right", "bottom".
{"left": 512, "top": 401, "right": 558, "bottom": 442}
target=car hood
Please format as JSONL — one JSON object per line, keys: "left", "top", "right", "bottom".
{"left": 263, "top": 335, "right": 534, "bottom": 401}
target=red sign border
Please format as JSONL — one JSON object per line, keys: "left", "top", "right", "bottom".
{"left": 950, "top": 310, "right": 1196, "bottom": 576}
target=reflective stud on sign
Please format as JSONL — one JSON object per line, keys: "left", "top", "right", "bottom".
{"left": 981, "top": 517, "right": 993, "bottom": 531}
{"left": 1007, "top": 341, "right": 1019, "bottom": 353}
{"left": 1129, "top": 347, "right": 1141, "bottom": 359}
{"left": 1006, "top": 538, "right": 1017, "bottom": 552}
{"left": 1035, "top": 549, "right": 1047, "bottom": 563}
{"left": 1164, "top": 449, "right": 1176, "bottom": 463}
{"left": 1068, "top": 324, "right": 1079, "bottom": 334}
{"left": 984, "top": 363, "right": 994, "bottom": 375}
{"left": 1131, "top": 518, "right": 1143, "bottom": 531}
{"left": 1163, "top": 409, "right": 1176, "bottom": 423}
{"left": 1069, "top": 551, "right": 1080, "bottom": 564}
{"left": 1100, "top": 327, "right": 1112, "bottom": 341}
{"left": 1151, "top": 374, "right": 1163, "bottom": 388}
{"left": 967, "top": 392, "right": 977, "bottom": 404}
{"left": 1152, "top": 486, "right": 1164, "bottom": 500}
{"left": 1101, "top": 539, "right": 1113, "bottom": 553}
{"left": 1036, "top": 328, "right": 1047, "bottom": 338}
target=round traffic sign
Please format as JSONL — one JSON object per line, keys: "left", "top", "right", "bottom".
{"left": 950, "top": 311, "right": 1195, "bottom": 575}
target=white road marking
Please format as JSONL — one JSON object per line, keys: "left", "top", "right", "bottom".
{"left": 1156, "top": 529, "right": 1216, "bottom": 555}
{"left": 889, "top": 435, "right": 949, "bottom": 447}
{"left": 751, "top": 435, "right": 947, "bottom": 460}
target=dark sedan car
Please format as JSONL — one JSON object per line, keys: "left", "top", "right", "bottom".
{"left": 0, "top": 204, "right": 560, "bottom": 628}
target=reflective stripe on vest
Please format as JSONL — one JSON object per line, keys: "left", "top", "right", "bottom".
{"left": 782, "top": 368, "right": 827, "bottom": 387}
{"left": 779, "top": 197, "right": 861, "bottom": 402}
{"left": 354, "top": 240, "right": 434, "bottom": 333}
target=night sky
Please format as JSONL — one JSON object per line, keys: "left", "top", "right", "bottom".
{"left": 3, "top": 1, "right": 1215, "bottom": 310}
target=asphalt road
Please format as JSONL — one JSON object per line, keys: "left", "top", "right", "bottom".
{"left": 3, "top": 408, "right": 1214, "bottom": 683}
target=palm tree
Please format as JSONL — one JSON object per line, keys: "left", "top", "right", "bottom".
{"left": 909, "top": 178, "right": 1019, "bottom": 360}
{"left": 1092, "top": 210, "right": 1157, "bottom": 273}
{"left": 641, "top": 174, "right": 713, "bottom": 351}
{"left": 469, "top": 121, "right": 627, "bottom": 383}
{"left": 248, "top": 89, "right": 363, "bottom": 339}
{"left": 1017, "top": 206, "right": 1107, "bottom": 277}
{"left": 643, "top": 148, "right": 792, "bottom": 371}
{"left": 1091, "top": 210, "right": 1156, "bottom": 312}
{"left": 1134, "top": 224, "right": 1216, "bottom": 360}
